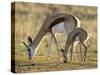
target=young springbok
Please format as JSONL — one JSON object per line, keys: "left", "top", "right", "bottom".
{"left": 23, "top": 13, "right": 81, "bottom": 63}
{"left": 61, "top": 28, "right": 88, "bottom": 63}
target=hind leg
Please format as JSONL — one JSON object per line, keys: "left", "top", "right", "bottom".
{"left": 69, "top": 42, "right": 74, "bottom": 63}
{"left": 80, "top": 40, "right": 87, "bottom": 62}
{"left": 79, "top": 42, "right": 82, "bottom": 62}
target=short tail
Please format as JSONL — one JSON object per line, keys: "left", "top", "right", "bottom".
{"left": 85, "top": 33, "right": 93, "bottom": 47}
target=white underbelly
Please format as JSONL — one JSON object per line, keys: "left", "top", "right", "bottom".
{"left": 51, "top": 22, "right": 65, "bottom": 33}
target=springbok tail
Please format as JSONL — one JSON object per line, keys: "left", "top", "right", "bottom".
{"left": 85, "top": 33, "right": 93, "bottom": 47}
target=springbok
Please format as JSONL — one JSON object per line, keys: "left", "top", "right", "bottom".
{"left": 61, "top": 28, "right": 88, "bottom": 63}
{"left": 23, "top": 13, "right": 81, "bottom": 63}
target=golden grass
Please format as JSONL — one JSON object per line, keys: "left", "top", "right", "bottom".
{"left": 15, "top": 54, "right": 97, "bottom": 73}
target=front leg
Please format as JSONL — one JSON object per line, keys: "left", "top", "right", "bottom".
{"left": 50, "top": 31, "right": 61, "bottom": 63}
{"left": 48, "top": 35, "right": 53, "bottom": 60}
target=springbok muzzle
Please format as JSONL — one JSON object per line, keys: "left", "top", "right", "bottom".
{"left": 60, "top": 49, "right": 67, "bottom": 63}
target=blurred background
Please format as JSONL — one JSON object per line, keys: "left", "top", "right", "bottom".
{"left": 11, "top": 2, "right": 97, "bottom": 72}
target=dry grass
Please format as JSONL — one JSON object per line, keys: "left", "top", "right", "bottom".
{"left": 11, "top": 2, "right": 97, "bottom": 73}
{"left": 15, "top": 54, "right": 97, "bottom": 73}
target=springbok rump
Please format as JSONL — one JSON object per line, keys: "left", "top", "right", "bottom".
{"left": 23, "top": 13, "right": 82, "bottom": 63}
{"left": 61, "top": 28, "right": 88, "bottom": 63}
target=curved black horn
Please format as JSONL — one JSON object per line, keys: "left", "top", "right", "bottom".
{"left": 22, "top": 42, "right": 29, "bottom": 49}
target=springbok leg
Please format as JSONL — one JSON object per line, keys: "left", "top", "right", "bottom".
{"left": 80, "top": 40, "right": 87, "bottom": 62}
{"left": 51, "top": 31, "right": 61, "bottom": 63}
{"left": 48, "top": 35, "right": 53, "bottom": 60}
{"left": 79, "top": 42, "right": 82, "bottom": 62}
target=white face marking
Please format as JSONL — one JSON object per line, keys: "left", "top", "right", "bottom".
{"left": 27, "top": 42, "right": 36, "bottom": 60}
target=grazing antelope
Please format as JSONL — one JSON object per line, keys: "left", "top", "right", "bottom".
{"left": 61, "top": 28, "right": 88, "bottom": 63}
{"left": 23, "top": 13, "right": 81, "bottom": 63}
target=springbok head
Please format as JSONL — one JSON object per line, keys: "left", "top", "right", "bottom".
{"left": 23, "top": 36, "right": 36, "bottom": 60}
{"left": 60, "top": 49, "right": 67, "bottom": 63}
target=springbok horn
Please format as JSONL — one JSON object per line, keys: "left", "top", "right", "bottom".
{"left": 22, "top": 42, "right": 29, "bottom": 49}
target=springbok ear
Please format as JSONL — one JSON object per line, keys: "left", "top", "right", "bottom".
{"left": 22, "top": 42, "right": 29, "bottom": 49}
{"left": 28, "top": 36, "right": 32, "bottom": 43}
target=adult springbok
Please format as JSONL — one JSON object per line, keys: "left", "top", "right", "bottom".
{"left": 23, "top": 13, "right": 81, "bottom": 63}
{"left": 61, "top": 28, "right": 88, "bottom": 63}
